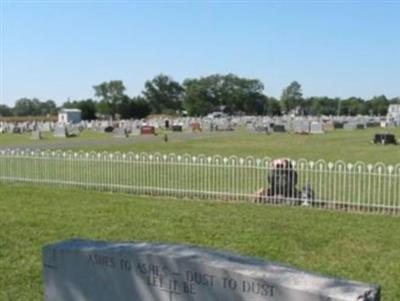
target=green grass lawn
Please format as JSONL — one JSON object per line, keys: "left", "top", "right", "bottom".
{"left": 85, "top": 127, "right": 399, "bottom": 164}
{"left": 2, "top": 127, "right": 399, "bottom": 164}
{"left": 1, "top": 127, "right": 399, "bottom": 300}
{"left": 1, "top": 184, "right": 399, "bottom": 300}
{"left": 0, "top": 130, "right": 111, "bottom": 147}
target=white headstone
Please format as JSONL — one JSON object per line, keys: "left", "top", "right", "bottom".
{"left": 252, "top": 123, "right": 270, "bottom": 134}
{"left": 215, "top": 119, "right": 234, "bottom": 131}
{"left": 310, "top": 121, "right": 324, "bottom": 134}
{"left": 293, "top": 120, "right": 310, "bottom": 134}
{"left": 53, "top": 125, "right": 67, "bottom": 138}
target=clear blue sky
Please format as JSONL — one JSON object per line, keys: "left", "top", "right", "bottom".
{"left": 1, "top": 1, "right": 399, "bottom": 106}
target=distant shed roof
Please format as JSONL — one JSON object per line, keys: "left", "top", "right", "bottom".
{"left": 59, "top": 108, "right": 82, "bottom": 113}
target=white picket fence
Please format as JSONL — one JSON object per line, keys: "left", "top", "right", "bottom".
{"left": 0, "top": 149, "right": 399, "bottom": 214}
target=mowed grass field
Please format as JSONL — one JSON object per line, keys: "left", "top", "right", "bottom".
{"left": 1, "top": 127, "right": 400, "bottom": 300}
{"left": 1, "top": 127, "right": 399, "bottom": 164}
{"left": 1, "top": 184, "right": 400, "bottom": 300}
{"left": 0, "top": 130, "right": 110, "bottom": 146}
{"left": 83, "top": 127, "right": 400, "bottom": 164}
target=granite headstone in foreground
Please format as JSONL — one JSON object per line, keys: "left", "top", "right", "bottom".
{"left": 43, "top": 239, "right": 380, "bottom": 301}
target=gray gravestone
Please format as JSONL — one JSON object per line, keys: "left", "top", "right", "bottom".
{"left": 53, "top": 125, "right": 67, "bottom": 138}
{"left": 113, "top": 127, "right": 128, "bottom": 138}
{"left": 39, "top": 122, "right": 51, "bottom": 132}
{"left": 43, "top": 239, "right": 380, "bottom": 301}
{"left": 343, "top": 122, "right": 355, "bottom": 131}
{"left": 67, "top": 126, "right": 80, "bottom": 137}
{"left": 253, "top": 123, "right": 270, "bottom": 134}
{"left": 310, "top": 121, "right": 324, "bottom": 134}
{"left": 131, "top": 126, "right": 140, "bottom": 136}
{"left": 30, "top": 130, "right": 42, "bottom": 140}
{"left": 344, "top": 122, "right": 365, "bottom": 131}
{"left": 293, "top": 120, "right": 310, "bottom": 134}
{"left": 215, "top": 119, "right": 234, "bottom": 131}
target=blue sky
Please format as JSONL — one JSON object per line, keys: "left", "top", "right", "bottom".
{"left": 1, "top": 1, "right": 399, "bottom": 106}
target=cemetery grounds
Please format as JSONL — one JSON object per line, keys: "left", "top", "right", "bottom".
{"left": 1, "top": 127, "right": 400, "bottom": 300}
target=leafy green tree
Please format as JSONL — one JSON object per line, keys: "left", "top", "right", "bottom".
{"left": 328, "top": 98, "right": 341, "bottom": 116}
{"left": 263, "top": 97, "right": 281, "bottom": 116}
{"left": 222, "top": 74, "right": 265, "bottom": 115}
{"left": 14, "top": 98, "right": 35, "bottom": 116}
{"left": 130, "top": 96, "right": 151, "bottom": 119}
{"left": 13, "top": 98, "right": 43, "bottom": 116}
{"left": 93, "top": 80, "right": 126, "bottom": 118}
{"left": 78, "top": 99, "right": 97, "bottom": 120}
{"left": 0, "top": 104, "right": 14, "bottom": 117}
{"left": 183, "top": 74, "right": 266, "bottom": 116}
{"left": 96, "top": 101, "right": 110, "bottom": 117}
{"left": 340, "top": 97, "right": 364, "bottom": 116}
{"left": 183, "top": 76, "right": 220, "bottom": 116}
{"left": 103, "top": 95, "right": 151, "bottom": 119}
{"left": 280, "top": 81, "right": 303, "bottom": 114}
{"left": 304, "top": 97, "right": 340, "bottom": 116}
{"left": 114, "top": 95, "right": 132, "bottom": 119}
{"left": 142, "top": 74, "right": 184, "bottom": 114}
{"left": 40, "top": 100, "right": 57, "bottom": 115}
{"left": 63, "top": 99, "right": 97, "bottom": 120}
{"left": 368, "top": 95, "right": 389, "bottom": 115}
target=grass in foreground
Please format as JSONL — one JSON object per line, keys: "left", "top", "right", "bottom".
{"left": 0, "top": 184, "right": 399, "bottom": 300}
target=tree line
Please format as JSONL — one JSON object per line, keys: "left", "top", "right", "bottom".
{"left": 1, "top": 74, "right": 399, "bottom": 120}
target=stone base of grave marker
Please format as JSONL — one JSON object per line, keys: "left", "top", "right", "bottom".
{"left": 43, "top": 239, "right": 380, "bottom": 301}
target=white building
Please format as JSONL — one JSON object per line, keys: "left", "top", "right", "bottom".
{"left": 387, "top": 104, "right": 400, "bottom": 123}
{"left": 58, "top": 108, "right": 82, "bottom": 124}
{"left": 207, "top": 111, "right": 228, "bottom": 119}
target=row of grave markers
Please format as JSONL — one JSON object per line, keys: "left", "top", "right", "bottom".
{"left": 2, "top": 115, "right": 399, "bottom": 140}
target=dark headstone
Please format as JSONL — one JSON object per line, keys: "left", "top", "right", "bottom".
{"left": 273, "top": 124, "right": 286, "bottom": 133}
{"left": 12, "top": 127, "right": 22, "bottom": 134}
{"left": 366, "top": 122, "right": 380, "bottom": 128}
{"left": 373, "top": 134, "right": 397, "bottom": 145}
{"left": 333, "top": 121, "right": 344, "bottom": 129}
{"left": 104, "top": 126, "right": 114, "bottom": 133}
{"left": 172, "top": 125, "right": 182, "bottom": 132}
